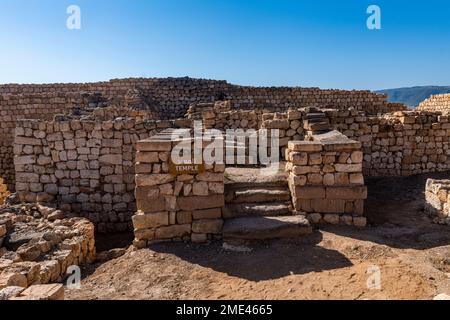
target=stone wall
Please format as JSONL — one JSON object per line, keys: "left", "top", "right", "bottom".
{"left": 13, "top": 117, "right": 186, "bottom": 232}
{"left": 330, "top": 110, "right": 450, "bottom": 176}
{"left": 285, "top": 131, "right": 367, "bottom": 226}
{"left": 0, "top": 204, "right": 96, "bottom": 293}
{"left": 417, "top": 93, "right": 450, "bottom": 113}
{"left": 0, "top": 77, "right": 406, "bottom": 191}
{"left": 0, "top": 77, "right": 405, "bottom": 118}
{"left": 424, "top": 179, "right": 450, "bottom": 225}
{"left": 0, "top": 178, "right": 8, "bottom": 205}
{"left": 207, "top": 106, "right": 450, "bottom": 178}
{"left": 0, "top": 93, "right": 79, "bottom": 190}
{"left": 132, "top": 130, "right": 225, "bottom": 247}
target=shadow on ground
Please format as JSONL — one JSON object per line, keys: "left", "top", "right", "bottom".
{"left": 326, "top": 172, "right": 450, "bottom": 250}
{"left": 149, "top": 232, "right": 352, "bottom": 281}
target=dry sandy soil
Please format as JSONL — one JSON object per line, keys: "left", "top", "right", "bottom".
{"left": 66, "top": 173, "right": 450, "bottom": 300}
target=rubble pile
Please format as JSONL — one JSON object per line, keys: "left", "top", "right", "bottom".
{"left": 0, "top": 203, "right": 96, "bottom": 299}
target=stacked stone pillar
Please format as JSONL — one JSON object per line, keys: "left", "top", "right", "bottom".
{"left": 132, "top": 129, "right": 225, "bottom": 247}
{"left": 286, "top": 131, "right": 367, "bottom": 226}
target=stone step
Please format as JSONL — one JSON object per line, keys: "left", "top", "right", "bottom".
{"left": 223, "top": 215, "right": 312, "bottom": 240}
{"left": 304, "top": 113, "right": 327, "bottom": 121}
{"left": 227, "top": 188, "right": 291, "bottom": 204}
{"left": 305, "top": 121, "right": 330, "bottom": 132}
{"left": 222, "top": 202, "right": 291, "bottom": 219}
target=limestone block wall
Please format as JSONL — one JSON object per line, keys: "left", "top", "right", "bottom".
{"left": 285, "top": 131, "right": 367, "bottom": 226}
{"left": 189, "top": 104, "right": 450, "bottom": 177}
{"left": 330, "top": 110, "right": 450, "bottom": 176}
{"left": 417, "top": 93, "right": 450, "bottom": 112}
{"left": 0, "top": 77, "right": 405, "bottom": 119}
{"left": 13, "top": 118, "right": 185, "bottom": 232}
{"left": 132, "top": 130, "right": 225, "bottom": 247}
{"left": 0, "top": 77, "right": 408, "bottom": 188}
{"left": 0, "top": 93, "right": 82, "bottom": 190}
{"left": 424, "top": 179, "right": 450, "bottom": 224}
{"left": 0, "top": 177, "right": 8, "bottom": 205}
{"left": 207, "top": 107, "right": 450, "bottom": 177}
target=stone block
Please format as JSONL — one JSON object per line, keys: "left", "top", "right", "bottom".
{"left": 192, "top": 219, "right": 223, "bottom": 234}
{"left": 132, "top": 212, "right": 169, "bottom": 229}
{"left": 135, "top": 174, "right": 175, "bottom": 187}
{"left": 155, "top": 224, "right": 191, "bottom": 239}
{"left": 334, "top": 163, "right": 363, "bottom": 173}
{"left": 353, "top": 216, "right": 367, "bottom": 227}
{"left": 323, "top": 214, "right": 340, "bottom": 225}
{"left": 193, "top": 208, "right": 222, "bottom": 220}
{"left": 349, "top": 173, "right": 364, "bottom": 185}
{"left": 193, "top": 181, "right": 209, "bottom": 196}
{"left": 137, "top": 140, "right": 172, "bottom": 152}
{"left": 177, "top": 211, "right": 192, "bottom": 224}
{"left": 99, "top": 154, "right": 122, "bottom": 165}
{"left": 306, "top": 213, "right": 322, "bottom": 224}
{"left": 288, "top": 141, "right": 322, "bottom": 152}
{"left": 289, "top": 152, "right": 308, "bottom": 165}
{"left": 294, "top": 186, "right": 325, "bottom": 199}
{"left": 191, "top": 233, "right": 208, "bottom": 243}
{"left": 18, "top": 284, "right": 64, "bottom": 300}
{"left": 136, "top": 152, "right": 159, "bottom": 163}
{"left": 177, "top": 195, "right": 224, "bottom": 211}
{"left": 326, "top": 186, "right": 367, "bottom": 200}
{"left": 134, "top": 229, "right": 155, "bottom": 241}
{"left": 311, "top": 199, "right": 345, "bottom": 213}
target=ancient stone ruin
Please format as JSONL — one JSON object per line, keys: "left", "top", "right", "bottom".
{"left": 1, "top": 77, "right": 449, "bottom": 299}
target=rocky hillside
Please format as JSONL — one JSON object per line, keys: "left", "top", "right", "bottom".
{"left": 376, "top": 86, "right": 450, "bottom": 108}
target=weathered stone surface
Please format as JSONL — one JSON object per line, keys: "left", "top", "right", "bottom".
{"left": 353, "top": 216, "right": 367, "bottom": 227}
{"left": 323, "top": 214, "right": 340, "bottom": 225}
{"left": 99, "top": 154, "right": 122, "bottom": 165}
{"left": 177, "top": 195, "right": 224, "bottom": 211}
{"left": 136, "top": 152, "right": 159, "bottom": 163}
{"left": 311, "top": 199, "right": 345, "bottom": 213}
{"left": 192, "top": 219, "right": 223, "bottom": 234}
{"left": 223, "top": 216, "right": 312, "bottom": 240}
{"left": 18, "top": 284, "right": 64, "bottom": 300}
{"left": 288, "top": 141, "right": 322, "bottom": 152}
{"left": 192, "top": 208, "right": 222, "bottom": 220}
{"left": 0, "top": 286, "right": 25, "bottom": 300}
{"left": 132, "top": 212, "right": 169, "bottom": 229}
{"left": 294, "top": 186, "right": 325, "bottom": 199}
{"left": 334, "top": 163, "right": 363, "bottom": 173}
{"left": 136, "top": 140, "right": 172, "bottom": 152}
{"left": 326, "top": 186, "right": 368, "bottom": 200}
{"left": 135, "top": 174, "right": 175, "bottom": 187}
{"left": 154, "top": 224, "right": 191, "bottom": 239}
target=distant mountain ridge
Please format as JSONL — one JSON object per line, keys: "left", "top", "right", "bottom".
{"left": 375, "top": 86, "right": 450, "bottom": 108}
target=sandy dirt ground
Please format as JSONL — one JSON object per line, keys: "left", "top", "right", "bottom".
{"left": 66, "top": 173, "right": 450, "bottom": 300}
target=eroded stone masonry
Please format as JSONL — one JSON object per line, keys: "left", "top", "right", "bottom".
{"left": 0, "top": 78, "right": 450, "bottom": 237}
{"left": 1, "top": 77, "right": 450, "bottom": 299}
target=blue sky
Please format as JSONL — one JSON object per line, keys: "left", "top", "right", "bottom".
{"left": 0, "top": 0, "right": 449, "bottom": 90}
